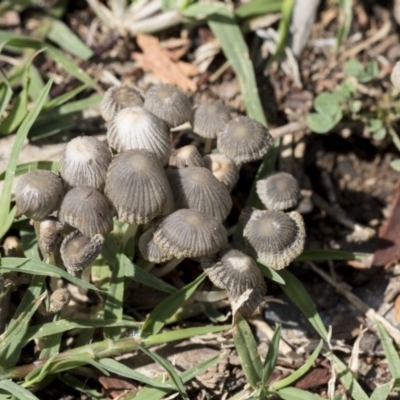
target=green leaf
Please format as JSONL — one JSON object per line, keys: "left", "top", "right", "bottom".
{"left": 369, "top": 381, "right": 394, "bottom": 400}
{"left": 235, "top": 0, "right": 282, "bottom": 19}
{"left": 232, "top": 314, "right": 262, "bottom": 388}
{"left": 43, "top": 84, "right": 88, "bottom": 109}
{"left": 278, "top": 270, "right": 328, "bottom": 340}
{"left": 345, "top": 59, "right": 364, "bottom": 78}
{"left": 273, "top": 0, "right": 295, "bottom": 60}
{"left": 390, "top": 159, "right": 400, "bottom": 172}
{"left": 336, "top": 0, "right": 352, "bottom": 48}
{"left": 138, "top": 346, "right": 189, "bottom": 399}
{"left": 277, "top": 387, "right": 326, "bottom": 400}
{"left": 207, "top": 6, "right": 266, "bottom": 125}
{"left": 307, "top": 110, "right": 342, "bottom": 134}
{"left": 376, "top": 321, "right": 400, "bottom": 380}
{"left": 296, "top": 249, "right": 371, "bottom": 262}
{"left": 314, "top": 93, "right": 340, "bottom": 116}
{"left": 0, "top": 78, "right": 53, "bottom": 239}
{"left": 372, "top": 127, "right": 387, "bottom": 140}
{"left": 181, "top": 2, "right": 225, "bottom": 17}
{"left": 350, "top": 100, "right": 362, "bottom": 113}
{"left": 261, "top": 324, "right": 281, "bottom": 388}
{"left": 257, "top": 261, "right": 285, "bottom": 284}
{"left": 0, "top": 161, "right": 58, "bottom": 181}
{"left": 59, "top": 374, "right": 104, "bottom": 399}
{"left": 0, "top": 68, "right": 13, "bottom": 120}
{"left": 271, "top": 340, "right": 323, "bottom": 390}
{"left": 0, "top": 380, "right": 39, "bottom": 400}
{"left": 141, "top": 273, "right": 206, "bottom": 336}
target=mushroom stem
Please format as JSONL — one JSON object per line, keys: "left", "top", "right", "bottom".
{"left": 192, "top": 289, "right": 228, "bottom": 302}
{"left": 153, "top": 258, "right": 183, "bottom": 277}
{"left": 204, "top": 138, "right": 213, "bottom": 154}
{"left": 33, "top": 220, "right": 46, "bottom": 259}
{"left": 121, "top": 223, "right": 138, "bottom": 249}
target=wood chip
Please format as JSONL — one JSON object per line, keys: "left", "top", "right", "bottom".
{"left": 295, "top": 367, "right": 331, "bottom": 390}
{"left": 132, "top": 34, "right": 198, "bottom": 92}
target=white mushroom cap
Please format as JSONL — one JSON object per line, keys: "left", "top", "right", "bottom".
{"left": 166, "top": 167, "right": 232, "bottom": 222}
{"left": 243, "top": 210, "right": 306, "bottom": 270}
{"left": 169, "top": 145, "right": 205, "bottom": 169}
{"left": 153, "top": 209, "right": 228, "bottom": 259}
{"left": 101, "top": 84, "right": 144, "bottom": 122}
{"left": 144, "top": 83, "right": 192, "bottom": 128}
{"left": 203, "top": 153, "right": 239, "bottom": 191}
{"left": 59, "top": 136, "right": 112, "bottom": 191}
{"left": 15, "top": 170, "right": 64, "bottom": 220}
{"left": 104, "top": 149, "right": 173, "bottom": 225}
{"left": 217, "top": 116, "right": 273, "bottom": 165}
{"left": 107, "top": 106, "right": 171, "bottom": 164}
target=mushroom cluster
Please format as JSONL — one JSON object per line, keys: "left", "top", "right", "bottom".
{"left": 14, "top": 83, "right": 305, "bottom": 318}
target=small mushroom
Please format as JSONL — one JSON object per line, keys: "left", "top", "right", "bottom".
{"left": 60, "top": 230, "right": 104, "bottom": 276}
{"left": 256, "top": 172, "right": 300, "bottom": 211}
{"left": 144, "top": 83, "right": 192, "bottom": 128}
{"left": 15, "top": 170, "right": 64, "bottom": 220}
{"left": 192, "top": 100, "right": 230, "bottom": 139}
{"left": 105, "top": 149, "right": 173, "bottom": 225}
{"left": 166, "top": 167, "right": 232, "bottom": 222}
{"left": 243, "top": 209, "right": 306, "bottom": 270}
{"left": 153, "top": 209, "right": 228, "bottom": 259}
{"left": 203, "top": 153, "right": 239, "bottom": 191}
{"left": 201, "top": 247, "right": 266, "bottom": 316}
{"left": 49, "top": 288, "right": 71, "bottom": 313}
{"left": 138, "top": 226, "right": 171, "bottom": 263}
{"left": 217, "top": 116, "right": 273, "bottom": 165}
{"left": 107, "top": 106, "right": 171, "bottom": 164}
{"left": 59, "top": 136, "right": 112, "bottom": 191}
{"left": 169, "top": 145, "right": 204, "bottom": 169}
{"left": 39, "top": 216, "right": 64, "bottom": 254}
{"left": 101, "top": 84, "right": 144, "bottom": 121}
{"left": 59, "top": 186, "right": 113, "bottom": 237}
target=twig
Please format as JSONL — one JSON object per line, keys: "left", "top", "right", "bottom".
{"left": 270, "top": 121, "right": 307, "bottom": 138}
{"left": 308, "top": 261, "right": 400, "bottom": 345}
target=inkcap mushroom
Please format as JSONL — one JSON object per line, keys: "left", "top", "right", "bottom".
{"left": 169, "top": 145, "right": 204, "bottom": 169}
{"left": 203, "top": 153, "right": 239, "bottom": 191}
{"left": 49, "top": 288, "right": 71, "bottom": 313}
{"left": 39, "top": 216, "right": 64, "bottom": 254}
{"left": 138, "top": 226, "right": 171, "bottom": 263}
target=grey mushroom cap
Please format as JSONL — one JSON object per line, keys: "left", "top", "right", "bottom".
{"left": 153, "top": 209, "right": 228, "bottom": 259}
{"left": 169, "top": 145, "right": 205, "bottom": 169}
{"left": 39, "top": 216, "right": 64, "bottom": 254}
{"left": 238, "top": 207, "right": 258, "bottom": 227}
{"left": 166, "top": 167, "right": 232, "bottom": 222}
{"left": 59, "top": 136, "right": 112, "bottom": 191}
{"left": 243, "top": 210, "right": 306, "bottom": 270}
{"left": 256, "top": 172, "right": 300, "bottom": 211}
{"left": 15, "top": 170, "right": 64, "bottom": 220}
{"left": 60, "top": 230, "right": 104, "bottom": 276}
{"left": 59, "top": 186, "right": 113, "bottom": 236}
{"left": 104, "top": 149, "right": 173, "bottom": 225}
{"left": 107, "top": 106, "right": 171, "bottom": 164}
{"left": 203, "top": 154, "right": 239, "bottom": 191}
{"left": 138, "top": 226, "right": 172, "bottom": 263}
{"left": 101, "top": 84, "right": 144, "bottom": 122}
{"left": 192, "top": 100, "right": 230, "bottom": 139}
{"left": 144, "top": 84, "right": 192, "bottom": 128}
{"left": 49, "top": 288, "right": 71, "bottom": 313}
{"left": 217, "top": 116, "right": 273, "bottom": 165}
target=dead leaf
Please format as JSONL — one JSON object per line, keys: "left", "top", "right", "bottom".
{"left": 98, "top": 375, "right": 138, "bottom": 399}
{"left": 132, "top": 34, "right": 198, "bottom": 92}
{"left": 295, "top": 368, "right": 331, "bottom": 390}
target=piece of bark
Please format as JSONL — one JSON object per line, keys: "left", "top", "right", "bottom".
{"left": 295, "top": 367, "right": 331, "bottom": 390}
{"left": 132, "top": 34, "right": 198, "bottom": 92}
{"left": 98, "top": 375, "right": 138, "bottom": 399}
{"left": 373, "top": 178, "right": 400, "bottom": 267}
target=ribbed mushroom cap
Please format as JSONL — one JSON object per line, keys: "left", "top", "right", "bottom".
{"left": 39, "top": 216, "right": 64, "bottom": 254}
{"left": 169, "top": 145, "right": 205, "bottom": 169}
{"left": 107, "top": 106, "right": 171, "bottom": 164}
{"left": 59, "top": 136, "right": 112, "bottom": 191}
{"left": 49, "top": 288, "right": 71, "bottom": 313}
{"left": 153, "top": 209, "right": 228, "bottom": 259}
{"left": 59, "top": 186, "right": 113, "bottom": 236}
{"left": 101, "top": 84, "right": 144, "bottom": 122}
{"left": 144, "top": 84, "right": 192, "bottom": 128}
{"left": 203, "top": 154, "right": 239, "bottom": 191}
{"left": 166, "top": 167, "right": 232, "bottom": 222}
{"left": 138, "top": 227, "right": 171, "bottom": 263}
{"left": 217, "top": 116, "right": 273, "bottom": 165}
{"left": 192, "top": 101, "right": 230, "bottom": 139}
{"left": 104, "top": 149, "right": 173, "bottom": 225}
{"left": 15, "top": 170, "right": 64, "bottom": 220}
{"left": 60, "top": 230, "right": 104, "bottom": 276}
{"left": 256, "top": 172, "right": 300, "bottom": 211}
{"left": 243, "top": 210, "right": 306, "bottom": 270}
{"left": 238, "top": 207, "right": 257, "bottom": 227}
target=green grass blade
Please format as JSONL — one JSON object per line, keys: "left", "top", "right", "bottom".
{"left": 235, "top": 0, "right": 282, "bottom": 19}
{"left": 271, "top": 340, "right": 323, "bottom": 390}
{"left": 27, "top": 65, "right": 45, "bottom": 101}
{"left": 273, "top": 0, "right": 295, "bottom": 60}
{"left": 0, "top": 69, "right": 13, "bottom": 120}
{"left": 257, "top": 261, "right": 285, "bottom": 284}
{"left": 277, "top": 387, "right": 325, "bottom": 400}
{"left": 100, "top": 358, "right": 174, "bottom": 390}
{"left": 376, "top": 321, "right": 400, "bottom": 380}
{"left": 370, "top": 381, "right": 394, "bottom": 400}
{"left": 261, "top": 324, "right": 281, "bottom": 388}
{"left": 46, "top": 18, "right": 93, "bottom": 59}
{"left": 0, "top": 78, "right": 53, "bottom": 239}
{"left": 232, "top": 314, "right": 262, "bottom": 388}
{"left": 0, "top": 258, "right": 103, "bottom": 292}
{"left": 38, "top": 314, "right": 62, "bottom": 359}
{"left": 297, "top": 249, "right": 371, "bottom": 262}
{"left": 138, "top": 346, "right": 189, "bottom": 399}
{"left": 59, "top": 374, "right": 104, "bottom": 399}
{"left": 207, "top": 6, "right": 266, "bottom": 125}
{"left": 0, "top": 161, "right": 59, "bottom": 181}
{"left": 278, "top": 269, "right": 328, "bottom": 340}
{"left": 0, "top": 380, "right": 39, "bottom": 400}
{"left": 336, "top": 0, "right": 352, "bottom": 48}
{"left": 43, "top": 84, "right": 88, "bottom": 109}
{"left": 141, "top": 273, "right": 206, "bottom": 337}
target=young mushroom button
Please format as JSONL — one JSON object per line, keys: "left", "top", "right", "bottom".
{"left": 144, "top": 83, "right": 192, "bottom": 128}
{"left": 15, "top": 170, "right": 64, "bottom": 221}
{"left": 203, "top": 154, "right": 239, "bottom": 192}
{"left": 59, "top": 186, "right": 113, "bottom": 237}
{"left": 169, "top": 145, "right": 205, "bottom": 169}
{"left": 138, "top": 226, "right": 171, "bottom": 263}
